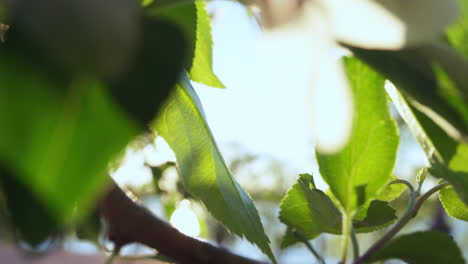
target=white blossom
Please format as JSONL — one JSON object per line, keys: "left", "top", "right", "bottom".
{"left": 256, "top": 0, "right": 458, "bottom": 153}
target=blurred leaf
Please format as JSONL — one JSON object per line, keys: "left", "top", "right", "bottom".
{"left": 75, "top": 211, "right": 102, "bottom": 243}
{"left": 0, "top": 17, "right": 184, "bottom": 224}
{"left": 0, "top": 165, "right": 58, "bottom": 246}
{"left": 369, "top": 231, "right": 465, "bottom": 264}
{"left": 280, "top": 175, "right": 397, "bottom": 248}
{"left": 279, "top": 174, "right": 341, "bottom": 248}
{"left": 153, "top": 75, "right": 274, "bottom": 262}
{"left": 440, "top": 185, "right": 468, "bottom": 221}
{"left": 350, "top": 43, "right": 468, "bottom": 142}
{"left": 150, "top": 1, "right": 225, "bottom": 88}
{"left": 446, "top": 0, "right": 468, "bottom": 57}
{"left": 11, "top": 0, "right": 139, "bottom": 78}
{"left": 317, "top": 58, "right": 399, "bottom": 215}
{"left": 110, "top": 18, "right": 186, "bottom": 125}
{"left": 386, "top": 83, "right": 468, "bottom": 206}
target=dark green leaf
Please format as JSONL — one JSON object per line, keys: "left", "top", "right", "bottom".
{"left": 110, "top": 18, "right": 186, "bottom": 125}
{"left": 352, "top": 200, "right": 397, "bottom": 232}
{"left": 317, "top": 57, "right": 399, "bottom": 214}
{"left": 0, "top": 164, "right": 58, "bottom": 246}
{"left": 0, "top": 16, "right": 184, "bottom": 223}
{"left": 75, "top": 210, "right": 102, "bottom": 243}
{"left": 153, "top": 75, "right": 274, "bottom": 262}
{"left": 369, "top": 231, "right": 465, "bottom": 264}
{"left": 326, "top": 200, "right": 397, "bottom": 235}
{"left": 150, "top": 1, "right": 225, "bottom": 88}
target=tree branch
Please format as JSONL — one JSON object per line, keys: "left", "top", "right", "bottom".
{"left": 98, "top": 181, "right": 269, "bottom": 264}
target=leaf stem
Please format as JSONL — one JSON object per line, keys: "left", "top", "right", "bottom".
{"left": 292, "top": 229, "right": 326, "bottom": 264}
{"left": 340, "top": 213, "right": 353, "bottom": 264}
{"left": 105, "top": 245, "right": 121, "bottom": 264}
{"left": 388, "top": 179, "right": 415, "bottom": 193}
{"left": 353, "top": 182, "right": 450, "bottom": 264}
{"left": 350, "top": 226, "right": 359, "bottom": 260}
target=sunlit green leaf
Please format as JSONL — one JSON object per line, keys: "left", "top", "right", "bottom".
{"left": 440, "top": 185, "right": 468, "bottom": 221}
{"left": 317, "top": 57, "right": 399, "bottom": 215}
{"left": 280, "top": 175, "right": 397, "bottom": 248}
{"left": 369, "top": 231, "right": 465, "bottom": 264}
{"left": 385, "top": 84, "right": 468, "bottom": 207}
{"left": 350, "top": 43, "right": 468, "bottom": 142}
{"left": 153, "top": 75, "right": 274, "bottom": 262}
{"left": 375, "top": 175, "right": 407, "bottom": 202}
{"left": 150, "top": 1, "right": 225, "bottom": 88}
{"left": 279, "top": 174, "right": 341, "bottom": 248}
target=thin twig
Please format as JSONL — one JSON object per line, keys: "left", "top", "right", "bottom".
{"left": 353, "top": 182, "right": 450, "bottom": 264}
{"left": 350, "top": 227, "right": 359, "bottom": 261}
{"left": 388, "top": 179, "right": 415, "bottom": 193}
{"left": 104, "top": 245, "right": 121, "bottom": 264}
{"left": 292, "top": 229, "right": 326, "bottom": 264}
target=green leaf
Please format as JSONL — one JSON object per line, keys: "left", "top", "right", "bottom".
{"left": 279, "top": 174, "right": 341, "bottom": 248}
{"left": 150, "top": 1, "right": 225, "bottom": 88}
{"left": 0, "top": 165, "right": 58, "bottom": 246}
{"left": 280, "top": 175, "right": 397, "bottom": 248}
{"left": 75, "top": 210, "right": 102, "bottom": 243}
{"left": 369, "top": 231, "right": 465, "bottom": 264}
{"left": 352, "top": 200, "right": 397, "bottom": 232}
{"left": 350, "top": 43, "right": 468, "bottom": 142}
{"left": 153, "top": 75, "right": 274, "bottom": 262}
{"left": 440, "top": 185, "right": 468, "bottom": 221}
{"left": 0, "top": 18, "right": 183, "bottom": 223}
{"left": 446, "top": 0, "right": 468, "bottom": 58}
{"left": 375, "top": 175, "right": 407, "bottom": 202}
{"left": 316, "top": 57, "right": 399, "bottom": 215}
{"left": 385, "top": 83, "right": 468, "bottom": 207}
{"left": 326, "top": 200, "right": 397, "bottom": 235}
{"left": 110, "top": 18, "right": 187, "bottom": 125}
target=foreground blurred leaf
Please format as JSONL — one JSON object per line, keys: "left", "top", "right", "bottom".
{"left": 440, "top": 185, "right": 468, "bottom": 221}
{"left": 385, "top": 84, "right": 468, "bottom": 207}
{"left": 110, "top": 18, "right": 186, "bottom": 125}
{"left": 369, "top": 231, "right": 465, "bottom": 264}
{"left": 150, "top": 1, "right": 225, "bottom": 88}
{"left": 153, "top": 75, "right": 274, "bottom": 262}
{"left": 75, "top": 210, "right": 102, "bottom": 244}
{"left": 317, "top": 58, "right": 399, "bottom": 215}
{"left": 280, "top": 175, "right": 397, "bottom": 248}
{"left": 446, "top": 0, "right": 468, "bottom": 58}
{"left": 0, "top": 17, "right": 184, "bottom": 224}
{"left": 0, "top": 165, "right": 57, "bottom": 246}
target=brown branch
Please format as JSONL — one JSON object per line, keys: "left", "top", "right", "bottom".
{"left": 98, "top": 181, "right": 269, "bottom": 264}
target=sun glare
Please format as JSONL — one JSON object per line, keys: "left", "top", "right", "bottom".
{"left": 169, "top": 199, "right": 201, "bottom": 237}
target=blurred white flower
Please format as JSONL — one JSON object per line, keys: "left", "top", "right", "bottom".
{"left": 256, "top": 0, "right": 458, "bottom": 153}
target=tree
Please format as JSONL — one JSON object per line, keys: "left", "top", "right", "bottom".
{"left": 0, "top": 0, "right": 468, "bottom": 263}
